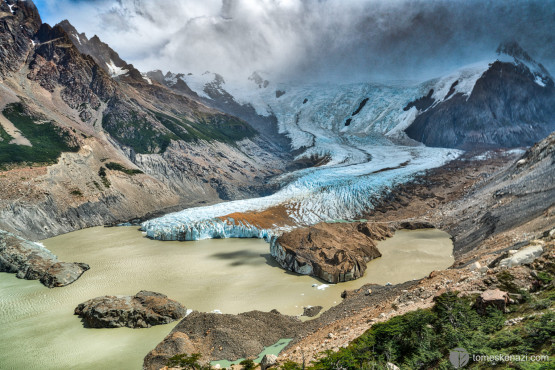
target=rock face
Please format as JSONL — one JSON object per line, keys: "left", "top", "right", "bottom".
{"left": 143, "top": 310, "right": 300, "bottom": 370}
{"left": 74, "top": 291, "right": 186, "bottom": 328}
{"left": 271, "top": 222, "right": 390, "bottom": 283}
{"left": 0, "top": 230, "right": 89, "bottom": 288}
{"left": 405, "top": 42, "right": 555, "bottom": 150}
{"left": 448, "top": 132, "right": 555, "bottom": 255}
{"left": 475, "top": 289, "right": 510, "bottom": 314}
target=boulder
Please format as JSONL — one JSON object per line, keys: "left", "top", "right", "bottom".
{"left": 475, "top": 289, "right": 510, "bottom": 314}
{"left": 74, "top": 291, "right": 186, "bottom": 328}
{"left": 0, "top": 230, "right": 89, "bottom": 288}
{"left": 270, "top": 222, "right": 389, "bottom": 283}
{"left": 302, "top": 306, "right": 323, "bottom": 318}
{"left": 387, "top": 363, "right": 401, "bottom": 370}
{"left": 499, "top": 245, "right": 543, "bottom": 268}
{"left": 40, "top": 262, "right": 90, "bottom": 287}
{"left": 260, "top": 354, "right": 278, "bottom": 370}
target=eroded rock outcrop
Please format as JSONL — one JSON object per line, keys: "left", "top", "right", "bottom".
{"left": 270, "top": 222, "right": 391, "bottom": 283}
{"left": 0, "top": 230, "right": 89, "bottom": 288}
{"left": 74, "top": 291, "right": 186, "bottom": 329}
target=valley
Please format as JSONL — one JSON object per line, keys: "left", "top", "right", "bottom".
{"left": 0, "top": 1, "right": 554, "bottom": 369}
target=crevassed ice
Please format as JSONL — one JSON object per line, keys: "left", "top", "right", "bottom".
{"left": 143, "top": 78, "right": 466, "bottom": 241}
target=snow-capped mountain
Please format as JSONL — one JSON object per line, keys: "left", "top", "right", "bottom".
{"left": 405, "top": 42, "right": 555, "bottom": 149}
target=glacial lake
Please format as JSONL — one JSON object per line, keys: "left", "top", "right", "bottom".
{"left": 0, "top": 226, "right": 453, "bottom": 369}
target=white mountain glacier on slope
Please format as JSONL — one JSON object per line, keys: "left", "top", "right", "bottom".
{"left": 142, "top": 52, "right": 536, "bottom": 241}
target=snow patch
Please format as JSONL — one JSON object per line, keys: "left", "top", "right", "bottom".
{"left": 534, "top": 75, "right": 546, "bottom": 87}
{"left": 141, "top": 73, "right": 152, "bottom": 84}
{"left": 106, "top": 59, "right": 128, "bottom": 78}
{"left": 429, "top": 61, "right": 490, "bottom": 103}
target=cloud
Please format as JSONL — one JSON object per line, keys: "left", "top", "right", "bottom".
{"left": 37, "top": 0, "right": 555, "bottom": 83}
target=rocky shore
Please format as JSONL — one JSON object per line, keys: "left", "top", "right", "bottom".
{"left": 74, "top": 291, "right": 186, "bottom": 329}
{"left": 0, "top": 230, "right": 89, "bottom": 288}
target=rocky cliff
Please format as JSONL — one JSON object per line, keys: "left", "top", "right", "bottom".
{"left": 446, "top": 132, "right": 555, "bottom": 254}
{"left": 144, "top": 310, "right": 301, "bottom": 369}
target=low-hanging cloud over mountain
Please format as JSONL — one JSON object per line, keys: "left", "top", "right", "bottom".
{"left": 37, "top": 0, "right": 555, "bottom": 83}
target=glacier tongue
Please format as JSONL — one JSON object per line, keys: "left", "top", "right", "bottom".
{"left": 143, "top": 79, "right": 464, "bottom": 241}
{"left": 142, "top": 145, "right": 460, "bottom": 241}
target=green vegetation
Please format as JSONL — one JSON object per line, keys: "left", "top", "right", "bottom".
{"left": 0, "top": 103, "right": 79, "bottom": 169}
{"left": 101, "top": 107, "right": 256, "bottom": 155}
{"left": 102, "top": 111, "right": 176, "bottom": 154}
{"left": 98, "top": 166, "right": 111, "bottom": 188}
{"left": 239, "top": 359, "right": 256, "bottom": 370}
{"left": 285, "top": 288, "right": 554, "bottom": 370}
{"left": 92, "top": 180, "right": 102, "bottom": 191}
{"left": 105, "top": 162, "right": 143, "bottom": 175}
{"left": 70, "top": 189, "right": 83, "bottom": 197}
{"left": 151, "top": 110, "right": 256, "bottom": 144}
{"left": 166, "top": 353, "right": 211, "bottom": 369}
{"left": 0, "top": 124, "right": 11, "bottom": 142}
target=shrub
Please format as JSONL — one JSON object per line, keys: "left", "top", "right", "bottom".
{"left": 166, "top": 353, "right": 210, "bottom": 370}
{"left": 105, "top": 162, "right": 143, "bottom": 175}
{"left": 240, "top": 359, "right": 255, "bottom": 370}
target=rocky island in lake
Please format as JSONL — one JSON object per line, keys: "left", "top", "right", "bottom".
{"left": 75, "top": 291, "right": 187, "bottom": 329}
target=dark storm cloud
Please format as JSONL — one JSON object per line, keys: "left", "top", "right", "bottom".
{"left": 39, "top": 0, "right": 555, "bottom": 83}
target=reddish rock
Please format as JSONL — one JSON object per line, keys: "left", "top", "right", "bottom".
{"left": 475, "top": 289, "right": 510, "bottom": 314}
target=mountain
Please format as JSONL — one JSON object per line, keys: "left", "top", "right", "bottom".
{"left": 57, "top": 19, "right": 143, "bottom": 81}
{"left": 404, "top": 42, "right": 555, "bottom": 150}
{"left": 0, "top": 0, "right": 290, "bottom": 239}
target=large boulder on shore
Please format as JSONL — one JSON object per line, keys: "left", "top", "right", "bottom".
{"left": 499, "top": 245, "right": 544, "bottom": 268}
{"left": 0, "top": 230, "right": 89, "bottom": 288}
{"left": 74, "top": 291, "right": 187, "bottom": 328}
{"left": 475, "top": 289, "right": 510, "bottom": 314}
{"left": 270, "top": 222, "right": 390, "bottom": 283}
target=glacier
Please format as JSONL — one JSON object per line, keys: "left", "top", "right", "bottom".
{"left": 142, "top": 72, "right": 475, "bottom": 241}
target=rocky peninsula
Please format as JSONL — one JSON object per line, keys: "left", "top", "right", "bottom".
{"left": 0, "top": 230, "right": 89, "bottom": 288}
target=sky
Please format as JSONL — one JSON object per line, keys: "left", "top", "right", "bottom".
{"left": 33, "top": 0, "right": 555, "bottom": 83}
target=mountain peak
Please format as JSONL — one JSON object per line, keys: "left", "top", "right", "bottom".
{"left": 496, "top": 41, "right": 534, "bottom": 63}
{"left": 496, "top": 41, "right": 551, "bottom": 79}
